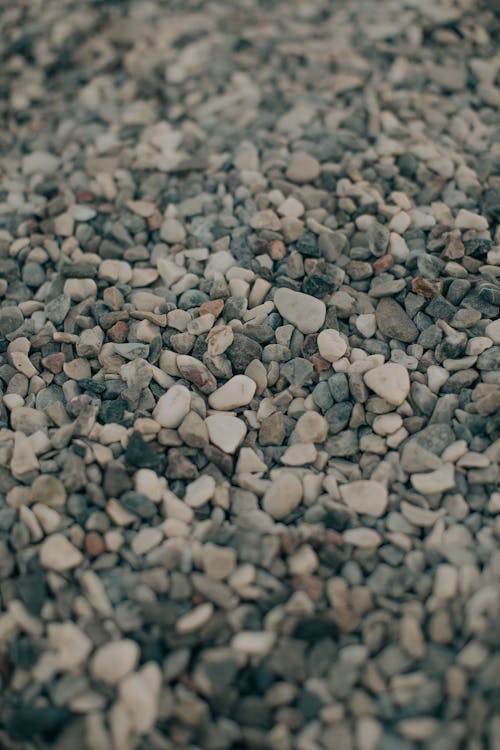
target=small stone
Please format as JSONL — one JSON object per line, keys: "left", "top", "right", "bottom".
{"left": 178, "top": 411, "right": 209, "bottom": 447}
{"left": 176, "top": 602, "right": 214, "bottom": 633}
{"left": 232, "top": 631, "right": 275, "bottom": 656}
{"left": 0, "top": 306, "right": 24, "bottom": 335}
{"left": 206, "top": 414, "right": 247, "bottom": 454}
{"left": 375, "top": 298, "right": 418, "bottom": 343}
{"left": 259, "top": 412, "right": 286, "bottom": 446}
{"left": 39, "top": 534, "right": 83, "bottom": 571}
{"left": 286, "top": 151, "right": 321, "bottom": 182}
{"left": 411, "top": 463, "right": 455, "bottom": 494}
{"left": 485, "top": 318, "right": 500, "bottom": 344}
{"left": 63, "top": 279, "right": 97, "bottom": 301}
{"left": 90, "top": 640, "right": 139, "bottom": 685}
{"left": 208, "top": 375, "right": 256, "bottom": 410}
{"left": 274, "top": 288, "right": 326, "bottom": 334}
{"left": 185, "top": 475, "right": 216, "bottom": 507}
{"left": 176, "top": 355, "right": 217, "bottom": 393}
{"left": 202, "top": 544, "right": 237, "bottom": 580}
{"left": 294, "top": 411, "right": 328, "bottom": 443}
{"left": 455, "top": 209, "right": 488, "bottom": 231}
{"left": 342, "top": 528, "right": 382, "bottom": 548}
{"left": 263, "top": 473, "right": 303, "bottom": 519}
{"left": 22, "top": 151, "right": 60, "bottom": 174}
{"left": 364, "top": 363, "right": 410, "bottom": 405}
{"left": 160, "top": 217, "right": 186, "bottom": 243}
{"left": 317, "top": 329, "right": 348, "bottom": 362}
{"left": 153, "top": 385, "right": 191, "bottom": 428}
{"left": 340, "top": 481, "right": 388, "bottom": 517}
{"left": 281, "top": 442, "right": 317, "bottom": 465}
{"left": 48, "top": 622, "right": 92, "bottom": 671}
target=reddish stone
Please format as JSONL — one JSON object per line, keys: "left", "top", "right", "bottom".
{"left": 373, "top": 254, "right": 394, "bottom": 275}
{"left": 107, "top": 320, "right": 128, "bottom": 343}
{"left": 199, "top": 299, "right": 224, "bottom": 318}
{"left": 311, "top": 353, "right": 331, "bottom": 372}
{"left": 331, "top": 606, "right": 361, "bottom": 633}
{"left": 75, "top": 190, "right": 95, "bottom": 202}
{"left": 411, "top": 277, "right": 443, "bottom": 299}
{"left": 147, "top": 211, "right": 162, "bottom": 230}
{"left": 85, "top": 532, "right": 105, "bottom": 557}
{"left": 292, "top": 575, "right": 324, "bottom": 603}
{"left": 268, "top": 239, "right": 286, "bottom": 260}
{"left": 301, "top": 334, "right": 319, "bottom": 358}
{"left": 41, "top": 352, "right": 65, "bottom": 373}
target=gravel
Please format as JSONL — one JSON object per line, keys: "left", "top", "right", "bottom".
{"left": 1, "top": 0, "right": 500, "bottom": 749}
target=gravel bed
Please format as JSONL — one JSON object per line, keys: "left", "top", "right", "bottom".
{"left": 1, "top": 0, "right": 500, "bottom": 748}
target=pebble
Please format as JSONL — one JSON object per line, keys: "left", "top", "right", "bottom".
{"left": 2, "top": 3, "right": 499, "bottom": 747}
{"left": 184, "top": 475, "right": 216, "bottom": 507}
{"left": 206, "top": 414, "right": 247, "bottom": 454}
{"left": 364, "top": 363, "right": 410, "bottom": 405}
{"left": 274, "top": 288, "right": 326, "bottom": 333}
{"left": 176, "top": 603, "right": 214, "bottom": 634}
{"left": 340, "top": 480, "right": 388, "bottom": 517}
{"left": 90, "top": 640, "right": 139, "bottom": 685}
{"left": 317, "top": 329, "right": 348, "bottom": 362}
{"left": 410, "top": 463, "right": 455, "bottom": 494}
{"left": 152, "top": 384, "right": 191, "bottom": 428}
{"left": 286, "top": 151, "right": 321, "bottom": 182}
{"left": 39, "top": 534, "right": 83, "bottom": 571}
{"left": 208, "top": 375, "right": 256, "bottom": 410}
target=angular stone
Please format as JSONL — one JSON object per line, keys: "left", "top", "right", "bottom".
{"left": 364, "top": 363, "right": 410, "bottom": 405}
{"left": 340, "top": 480, "right": 388, "bottom": 517}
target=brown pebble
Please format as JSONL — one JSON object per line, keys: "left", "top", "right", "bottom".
{"left": 310, "top": 353, "right": 331, "bottom": 372}
{"left": 147, "top": 212, "right": 162, "bottom": 230}
{"left": 41, "top": 352, "right": 65, "bottom": 373}
{"left": 107, "top": 321, "right": 128, "bottom": 343}
{"left": 269, "top": 239, "right": 286, "bottom": 260}
{"left": 259, "top": 411, "right": 285, "bottom": 446}
{"left": 75, "top": 190, "right": 95, "bottom": 202}
{"left": 411, "top": 277, "right": 443, "bottom": 299}
{"left": 85, "top": 532, "right": 105, "bottom": 557}
{"left": 292, "top": 575, "right": 324, "bottom": 603}
{"left": 199, "top": 299, "right": 224, "bottom": 318}
{"left": 373, "top": 254, "right": 394, "bottom": 274}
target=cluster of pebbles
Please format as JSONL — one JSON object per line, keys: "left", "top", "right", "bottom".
{"left": 1, "top": 0, "right": 500, "bottom": 748}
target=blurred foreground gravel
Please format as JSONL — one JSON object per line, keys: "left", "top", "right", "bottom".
{"left": 1, "top": 0, "right": 500, "bottom": 748}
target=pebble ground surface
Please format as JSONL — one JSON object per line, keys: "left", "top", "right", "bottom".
{"left": 1, "top": 0, "right": 500, "bottom": 748}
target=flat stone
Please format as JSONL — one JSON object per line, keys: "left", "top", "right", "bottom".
{"left": 176, "top": 602, "right": 214, "bottom": 633}
{"left": 90, "top": 640, "right": 139, "bottom": 685}
{"left": 208, "top": 375, "right": 256, "bottom": 410}
{"left": 153, "top": 384, "right": 191, "bottom": 428}
{"left": 376, "top": 298, "right": 418, "bottom": 342}
{"left": 281, "top": 442, "right": 317, "bottom": 465}
{"left": 340, "top": 480, "right": 388, "bottom": 517}
{"left": 206, "top": 414, "right": 247, "bottom": 454}
{"left": 263, "top": 473, "right": 303, "bottom": 519}
{"left": 274, "top": 288, "right": 326, "bottom": 334}
{"left": 232, "top": 631, "right": 275, "bottom": 656}
{"left": 39, "top": 534, "right": 83, "bottom": 571}
{"left": 342, "top": 528, "right": 382, "bottom": 548}
{"left": 411, "top": 463, "right": 455, "bottom": 494}
{"left": 364, "top": 363, "right": 410, "bottom": 405}
{"left": 286, "top": 151, "right": 321, "bottom": 183}
{"left": 32, "top": 475, "right": 67, "bottom": 508}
